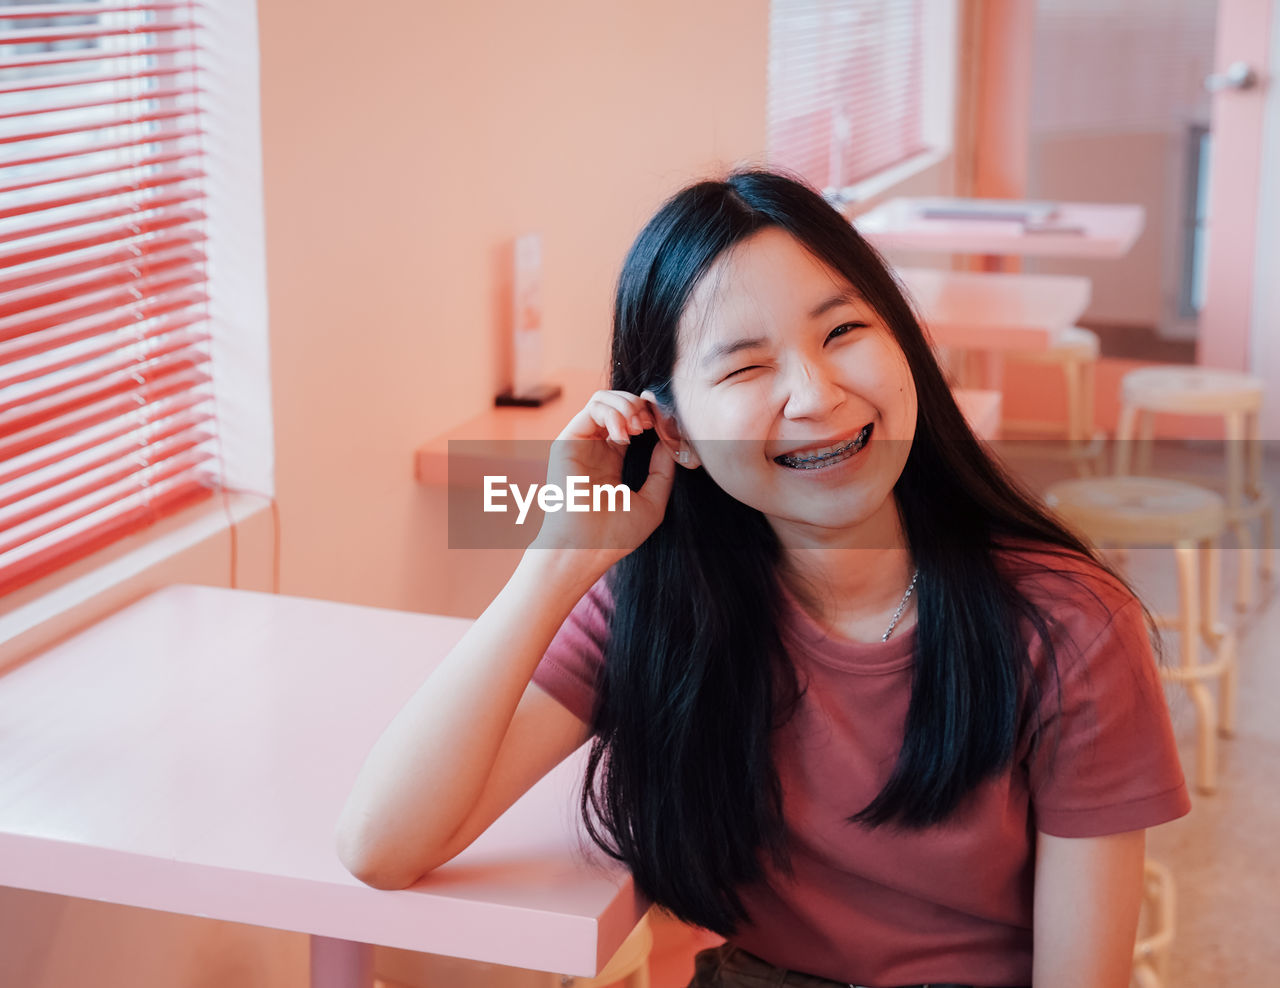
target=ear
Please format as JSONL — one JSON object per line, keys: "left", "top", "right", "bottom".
{"left": 640, "top": 389, "right": 702, "bottom": 469}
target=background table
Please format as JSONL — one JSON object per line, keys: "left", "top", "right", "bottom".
{"left": 0, "top": 585, "right": 645, "bottom": 988}
{"left": 895, "top": 266, "right": 1092, "bottom": 391}
{"left": 896, "top": 267, "right": 1092, "bottom": 352}
{"left": 855, "top": 197, "right": 1145, "bottom": 260}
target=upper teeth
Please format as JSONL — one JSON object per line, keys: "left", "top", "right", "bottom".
{"left": 777, "top": 426, "right": 870, "bottom": 467}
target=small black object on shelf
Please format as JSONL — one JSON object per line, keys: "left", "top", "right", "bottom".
{"left": 495, "top": 384, "right": 563, "bottom": 408}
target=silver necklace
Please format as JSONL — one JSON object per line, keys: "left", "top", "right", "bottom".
{"left": 881, "top": 569, "right": 919, "bottom": 642}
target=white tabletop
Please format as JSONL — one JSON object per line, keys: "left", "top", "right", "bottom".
{"left": 856, "top": 197, "right": 1145, "bottom": 259}
{"left": 897, "top": 266, "right": 1092, "bottom": 352}
{"left": 0, "top": 585, "right": 643, "bottom": 980}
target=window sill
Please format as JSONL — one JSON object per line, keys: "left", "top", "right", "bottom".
{"left": 0, "top": 492, "right": 275, "bottom": 673}
{"left": 832, "top": 146, "right": 952, "bottom": 213}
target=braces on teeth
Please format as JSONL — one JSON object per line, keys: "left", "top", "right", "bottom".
{"left": 777, "top": 425, "right": 871, "bottom": 468}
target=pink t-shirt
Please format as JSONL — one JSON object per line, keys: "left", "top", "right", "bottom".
{"left": 531, "top": 549, "right": 1191, "bottom": 986}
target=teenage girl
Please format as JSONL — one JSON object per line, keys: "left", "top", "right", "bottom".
{"left": 337, "top": 171, "right": 1190, "bottom": 988}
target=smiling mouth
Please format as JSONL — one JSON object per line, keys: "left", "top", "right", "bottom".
{"left": 774, "top": 424, "right": 873, "bottom": 470}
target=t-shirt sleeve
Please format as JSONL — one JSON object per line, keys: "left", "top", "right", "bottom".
{"left": 530, "top": 575, "right": 613, "bottom": 727}
{"left": 1026, "top": 592, "right": 1192, "bottom": 838}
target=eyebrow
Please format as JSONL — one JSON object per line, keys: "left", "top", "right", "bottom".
{"left": 698, "top": 291, "right": 865, "bottom": 370}
{"left": 809, "top": 290, "right": 862, "bottom": 319}
{"left": 701, "top": 335, "right": 769, "bottom": 369}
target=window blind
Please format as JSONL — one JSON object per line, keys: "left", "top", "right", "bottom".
{"left": 1, "top": 0, "right": 218, "bottom": 595}
{"left": 767, "top": 0, "right": 927, "bottom": 193}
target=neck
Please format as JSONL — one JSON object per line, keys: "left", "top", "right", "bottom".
{"left": 773, "top": 498, "right": 917, "bottom": 642}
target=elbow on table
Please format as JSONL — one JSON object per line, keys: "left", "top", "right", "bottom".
{"left": 334, "top": 819, "right": 440, "bottom": 891}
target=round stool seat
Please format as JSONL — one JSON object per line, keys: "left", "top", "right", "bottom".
{"left": 1121, "top": 366, "right": 1264, "bottom": 415}
{"left": 1045, "top": 477, "right": 1225, "bottom": 546}
{"left": 1015, "top": 325, "right": 1100, "bottom": 363}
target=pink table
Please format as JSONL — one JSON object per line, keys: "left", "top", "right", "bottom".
{"left": 855, "top": 197, "right": 1145, "bottom": 260}
{"left": 896, "top": 267, "right": 1092, "bottom": 390}
{"left": 0, "top": 585, "right": 645, "bottom": 987}
{"left": 897, "top": 267, "right": 1092, "bottom": 352}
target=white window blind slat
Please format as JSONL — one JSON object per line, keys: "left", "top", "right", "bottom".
{"left": 0, "top": 415, "right": 212, "bottom": 510}
{"left": 0, "top": 394, "right": 211, "bottom": 485}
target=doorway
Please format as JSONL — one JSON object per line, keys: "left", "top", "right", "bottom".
{"left": 1023, "top": 1, "right": 1218, "bottom": 363}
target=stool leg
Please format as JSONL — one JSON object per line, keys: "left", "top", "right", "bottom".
{"left": 1080, "top": 357, "right": 1101, "bottom": 477}
{"left": 1200, "top": 539, "right": 1236, "bottom": 738}
{"left": 1137, "top": 410, "right": 1155, "bottom": 476}
{"left": 1246, "top": 409, "right": 1263, "bottom": 500}
{"left": 1199, "top": 537, "right": 1220, "bottom": 641}
{"left": 1262, "top": 505, "right": 1275, "bottom": 581}
{"left": 1175, "top": 541, "right": 1216, "bottom": 795}
{"left": 1224, "top": 411, "right": 1254, "bottom": 611}
{"left": 1218, "top": 632, "right": 1238, "bottom": 740}
{"left": 1062, "top": 359, "right": 1088, "bottom": 477}
{"left": 1063, "top": 359, "right": 1082, "bottom": 445}
{"left": 1250, "top": 410, "right": 1275, "bottom": 581}
{"left": 1115, "top": 403, "right": 1138, "bottom": 476}
{"left": 1227, "top": 521, "right": 1256, "bottom": 612}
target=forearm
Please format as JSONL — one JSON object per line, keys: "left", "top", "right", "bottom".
{"left": 335, "top": 548, "right": 605, "bottom": 884}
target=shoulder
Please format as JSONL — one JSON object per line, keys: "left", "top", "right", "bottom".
{"left": 994, "top": 540, "right": 1141, "bottom": 648}
{"left": 990, "top": 541, "right": 1157, "bottom": 715}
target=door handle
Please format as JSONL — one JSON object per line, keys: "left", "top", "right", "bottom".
{"left": 1204, "top": 61, "right": 1258, "bottom": 92}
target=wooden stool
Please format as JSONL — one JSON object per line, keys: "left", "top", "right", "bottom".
{"left": 1115, "top": 366, "right": 1274, "bottom": 611}
{"left": 1131, "top": 859, "right": 1176, "bottom": 988}
{"left": 551, "top": 912, "right": 653, "bottom": 988}
{"left": 1045, "top": 477, "right": 1237, "bottom": 794}
{"left": 1002, "top": 326, "right": 1106, "bottom": 475}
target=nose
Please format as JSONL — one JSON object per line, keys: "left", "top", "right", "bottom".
{"left": 779, "top": 359, "right": 845, "bottom": 420}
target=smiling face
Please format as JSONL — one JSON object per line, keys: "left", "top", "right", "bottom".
{"left": 667, "top": 227, "right": 918, "bottom": 549}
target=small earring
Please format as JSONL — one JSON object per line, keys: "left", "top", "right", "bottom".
{"left": 677, "top": 449, "right": 690, "bottom": 464}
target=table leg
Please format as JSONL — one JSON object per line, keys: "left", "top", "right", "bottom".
{"left": 975, "top": 350, "right": 1005, "bottom": 392}
{"left": 310, "top": 935, "right": 374, "bottom": 988}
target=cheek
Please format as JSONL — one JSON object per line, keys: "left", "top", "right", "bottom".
{"left": 684, "top": 388, "right": 774, "bottom": 441}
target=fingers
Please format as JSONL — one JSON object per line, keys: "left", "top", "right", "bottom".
{"left": 561, "top": 390, "right": 658, "bottom": 444}
{"left": 589, "top": 391, "right": 656, "bottom": 438}
{"left": 633, "top": 439, "right": 677, "bottom": 513}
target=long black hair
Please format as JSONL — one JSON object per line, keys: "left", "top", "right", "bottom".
{"left": 582, "top": 170, "right": 1127, "bottom": 936}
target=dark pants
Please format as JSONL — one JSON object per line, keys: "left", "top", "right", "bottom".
{"left": 685, "top": 943, "right": 1026, "bottom": 988}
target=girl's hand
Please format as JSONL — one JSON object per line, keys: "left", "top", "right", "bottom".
{"left": 529, "top": 390, "right": 677, "bottom": 564}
